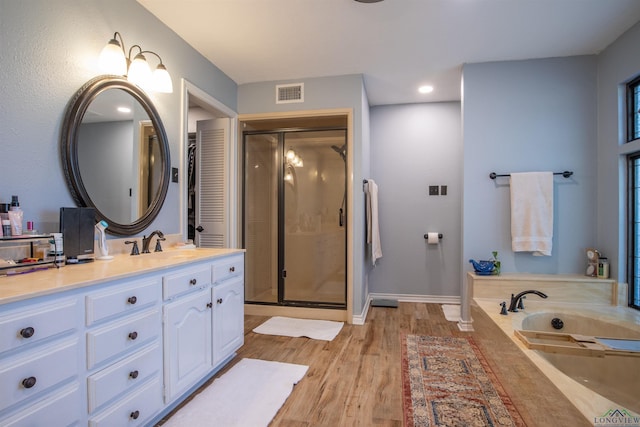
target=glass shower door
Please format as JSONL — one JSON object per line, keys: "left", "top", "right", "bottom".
{"left": 282, "top": 130, "right": 346, "bottom": 306}
{"left": 243, "top": 133, "right": 278, "bottom": 304}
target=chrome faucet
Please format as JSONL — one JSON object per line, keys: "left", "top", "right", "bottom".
{"left": 141, "top": 230, "right": 165, "bottom": 253}
{"left": 507, "top": 290, "right": 548, "bottom": 312}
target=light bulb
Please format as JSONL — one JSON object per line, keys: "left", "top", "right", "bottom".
{"left": 99, "top": 38, "right": 127, "bottom": 75}
{"left": 152, "top": 64, "right": 173, "bottom": 93}
{"left": 127, "top": 53, "right": 152, "bottom": 89}
{"left": 286, "top": 149, "right": 296, "bottom": 160}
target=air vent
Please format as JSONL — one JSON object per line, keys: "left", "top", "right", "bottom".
{"left": 276, "top": 83, "right": 304, "bottom": 104}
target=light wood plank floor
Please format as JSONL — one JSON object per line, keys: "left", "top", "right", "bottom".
{"left": 160, "top": 303, "right": 592, "bottom": 426}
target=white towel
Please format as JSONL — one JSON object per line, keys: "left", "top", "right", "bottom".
{"left": 366, "top": 179, "right": 382, "bottom": 265}
{"left": 510, "top": 172, "right": 553, "bottom": 256}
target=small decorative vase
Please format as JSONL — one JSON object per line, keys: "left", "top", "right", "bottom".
{"left": 469, "top": 259, "right": 496, "bottom": 275}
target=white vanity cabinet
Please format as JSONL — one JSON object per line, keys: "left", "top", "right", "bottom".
{"left": 0, "top": 248, "right": 245, "bottom": 426}
{"left": 212, "top": 254, "right": 245, "bottom": 367}
{"left": 163, "top": 254, "right": 245, "bottom": 403}
{"left": 85, "top": 276, "right": 164, "bottom": 427}
{"left": 163, "top": 287, "right": 213, "bottom": 402}
{"left": 0, "top": 297, "right": 84, "bottom": 426}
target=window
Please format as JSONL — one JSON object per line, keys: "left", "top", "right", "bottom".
{"left": 627, "top": 76, "right": 640, "bottom": 310}
{"left": 628, "top": 154, "right": 640, "bottom": 309}
{"left": 628, "top": 76, "right": 640, "bottom": 142}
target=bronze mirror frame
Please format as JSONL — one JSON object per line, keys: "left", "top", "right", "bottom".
{"left": 61, "top": 75, "right": 170, "bottom": 236}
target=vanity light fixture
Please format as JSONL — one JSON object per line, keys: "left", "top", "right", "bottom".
{"left": 99, "top": 32, "right": 173, "bottom": 93}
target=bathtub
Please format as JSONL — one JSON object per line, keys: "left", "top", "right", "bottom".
{"left": 519, "top": 312, "right": 640, "bottom": 415}
{"left": 474, "top": 294, "right": 640, "bottom": 421}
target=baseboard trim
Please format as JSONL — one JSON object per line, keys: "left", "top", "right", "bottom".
{"left": 352, "top": 293, "right": 461, "bottom": 325}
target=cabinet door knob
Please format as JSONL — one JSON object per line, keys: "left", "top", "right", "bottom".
{"left": 217, "top": 298, "right": 223, "bottom": 304}
{"left": 20, "top": 327, "right": 35, "bottom": 338}
{"left": 206, "top": 302, "right": 213, "bottom": 308}
{"left": 129, "top": 370, "right": 139, "bottom": 379}
{"left": 128, "top": 331, "right": 138, "bottom": 340}
{"left": 229, "top": 266, "right": 235, "bottom": 272}
{"left": 127, "top": 296, "right": 137, "bottom": 305}
{"left": 130, "top": 410, "right": 140, "bottom": 420}
{"left": 189, "top": 278, "right": 197, "bottom": 285}
{"left": 22, "top": 376, "right": 37, "bottom": 389}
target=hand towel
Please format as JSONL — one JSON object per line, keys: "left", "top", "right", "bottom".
{"left": 510, "top": 172, "right": 553, "bottom": 256}
{"left": 365, "top": 180, "right": 382, "bottom": 265}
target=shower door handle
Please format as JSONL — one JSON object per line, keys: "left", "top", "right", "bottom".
{"left": 196, "top": 225, "right": 204, "bottom": 233}
{"left": 339, "top": 208, "right": 344, "bottom": 227}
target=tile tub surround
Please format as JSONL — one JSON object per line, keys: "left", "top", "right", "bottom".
{"left": 0, "top": 247, "right": 244, "bottom": 304}
{"left": 473, "top": 295, "right": 640, "bottom": 420}
{"left": 459, "top": 272, "right": 622, "bottom": 331}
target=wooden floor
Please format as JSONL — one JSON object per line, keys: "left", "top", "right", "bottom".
{"left": 163, "top": 303, "right": 592, "bottom": 426}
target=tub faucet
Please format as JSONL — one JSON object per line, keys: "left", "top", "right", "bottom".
{"left": 142, "top": 230, "right": 165, "bottom": 253}
{"left": 508, "top": 290, "right": 547, "bottom": 312}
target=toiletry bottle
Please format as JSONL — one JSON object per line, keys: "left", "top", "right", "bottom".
{"left": 597, "top": 257, "right": 609, "bottom": 279}
{"left": 8, "top": 195, "right": 23, "bottom": 236}
{"left": 49, "top": 233, "right": 65, "bottom": 267}
{"left": 0, "top": 203, "right": 9, "bottom": 238}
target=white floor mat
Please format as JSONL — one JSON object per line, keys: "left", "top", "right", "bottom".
{"left": 441, "top": 304, "right": 461, "bottom": 322}
{"left": 253, "top": 316, "right": 344, "bottom": 341}
{"left": 162, "top": 358, "right": 308, "bottom": 427}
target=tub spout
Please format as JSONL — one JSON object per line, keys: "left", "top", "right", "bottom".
{"left": 508, "top": 290, "right": 547, "bottom": 312}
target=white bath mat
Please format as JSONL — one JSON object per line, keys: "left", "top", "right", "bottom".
{"left": 253, "top": 316, "right": 344, "bottom": 341}
{"left": 162, "top": 358, "right": 308, "bottom": 427}
{"left": 441, "top": 304, "right": 461, "bottom": 322}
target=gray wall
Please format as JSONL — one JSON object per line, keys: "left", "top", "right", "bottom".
{"left": 369, "top": 102, "right": 462, "bottom": 297}
{"left": 0, "top": 0, "right": 237, "bottom": 236}
{"left": 597, "top": 22, "right": 640, "bottom": 281}
{"left": 462, "top": 56, "right": 598, "bottom": 277}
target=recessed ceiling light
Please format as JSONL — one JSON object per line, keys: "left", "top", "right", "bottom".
{"left": 117, "top": 106, "right": 132, "bottom": 113}
{"left": 418, "top": 85, "right": 434, "bottom": 94}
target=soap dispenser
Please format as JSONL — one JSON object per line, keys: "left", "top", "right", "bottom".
{"left": 8, "top": 195, "right": 23, "bottom": 236}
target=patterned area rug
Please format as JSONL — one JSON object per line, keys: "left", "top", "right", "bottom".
{"left": 401, "top": 335, "right": 526, "bottom": 427}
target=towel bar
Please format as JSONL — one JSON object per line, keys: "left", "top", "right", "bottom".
{"left": 489, "top": 171, "right": 573, "bottom": 180}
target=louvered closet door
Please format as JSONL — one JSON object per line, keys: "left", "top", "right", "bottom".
{"left": 196, "top": 118, "right": 229, "bottom": 247}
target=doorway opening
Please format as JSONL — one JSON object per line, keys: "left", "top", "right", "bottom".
{"left": 242, "top": 116, "right": 348, "bottom": 309}
{"left": 183, "top": 80, "right": 238, "bottom": 248}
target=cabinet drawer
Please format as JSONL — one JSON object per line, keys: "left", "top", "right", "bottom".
{"left": 0, "top": 298, "right": 79, "bottom": 355}
{"left": 86, "top": 277, "right": 161, "bottom": 326}
{"left": 89, "top": 375, "right": 162, "bottom": 427}
{"left": 0, "top": 337, "right": 79, "bottom": 413}
{"left": 212, "top": 255, "right": 244, "bottom": 284}
{"left": 163, "top": 264, "right": 211, "bottom": 300}
{"left": 87, "top": 309, "right": 160, "bottom": 370}
{"left": 1, "top": 382, "right": 82, "bottom": 427}
{"left": 88, "top": 341, "right": 162, "bottom": 413}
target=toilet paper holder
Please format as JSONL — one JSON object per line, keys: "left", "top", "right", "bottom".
{"left": 423, "top": 233, "right": 443, "bottom": 240}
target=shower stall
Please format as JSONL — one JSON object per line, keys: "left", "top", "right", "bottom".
{"left": 243, "top": 127, "right": 347, "bottom": 308}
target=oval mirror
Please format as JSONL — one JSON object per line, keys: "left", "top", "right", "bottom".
{"left": 61, "top": 75, "right": 170, "bottom": 236}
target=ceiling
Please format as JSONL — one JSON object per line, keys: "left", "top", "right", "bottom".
{"left": 137, "top": 0, "right": 640, "bottom": 106}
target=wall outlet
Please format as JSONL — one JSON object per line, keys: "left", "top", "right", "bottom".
{"left": 429, "top": 185, "right": 439, "bottom": 196}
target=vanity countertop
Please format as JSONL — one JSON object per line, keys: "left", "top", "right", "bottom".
{"left": 0, "top": 248, "right": 244, "bottom": 305}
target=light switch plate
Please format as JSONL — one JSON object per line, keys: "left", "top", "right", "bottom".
{"left": 440, "top": 185, "right": 447, "bottom": 195}
{"left": 429, "top": 185, "right": 439, "bottom": 196}
{"left": 172, "top": 167, "right": 179, "bottom": 183}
